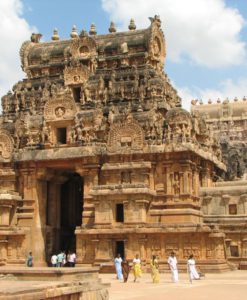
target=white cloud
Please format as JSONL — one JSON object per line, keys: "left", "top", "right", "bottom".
{"left": 176, "top": 77, "right": 247, "bottom": 110}
{"left": 101, "top": 0, "right": 246, "bottom": 68}
{"left": 0, "top": 0, "right": 35, "bottom": 100}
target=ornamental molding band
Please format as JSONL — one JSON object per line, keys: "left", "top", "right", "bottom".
{"left": 64, "top": 64, "right": 89, "bottom": 86}
{"left": 0, "top": 129, "right": 14, "bottom": 160}
{"left": 44, "top": 91, "right": 77, "bottom": 122}
{"left": 107, "top": 115, "right": 144, "bottom": 153}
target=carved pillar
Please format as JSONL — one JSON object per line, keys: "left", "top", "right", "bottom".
{"left": 240, "top": 194, "right": 247, "bottom": 214}
{"left": 241, "top": 239, "right": 247, "bottom": 258}
{"left": 164, "top": 164, "right": 172, "bottom": 194}
{"left": 21, "top": 167, "right": 52, "bottom": 266}
{"left": 76, "top": 167, "right": 99, "bottom": 225}
{"left": 182, "top": 171, "right": 188, "bottom": 194}
{"left": 203, "top": 196, "right": 212, "bottom": 215}
{"left": 209, "top": 232, "right": 226, "bottom": 259}
{"left": 225, "top": 239, "right": 232, "bottom": 257}
{"left": 32, "top": 177, "right": 47, "bottom": 266}
{"left": 0, "top": 205, "right": 12, "bottom": 226}
{"left": 138, "top": 237, "right": 147, "bottom": 262}
{"left": 222, "top": 194, "right": 230, "bottom": 214}
{"left": 0, "top": 239, "right": 7, "bottom": 263}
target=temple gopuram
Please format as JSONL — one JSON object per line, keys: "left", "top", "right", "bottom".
{"left": 0, "top": 16, "right": 246, "bottom": 272}
{"left": 192, "top": 98, "right": 247, "bottom": 269}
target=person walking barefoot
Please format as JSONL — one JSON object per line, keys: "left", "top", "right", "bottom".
{"left": 167, "top": 251, "right": 179, "bottom": 283}
{"left": 133, "top": 254, "right": 142, "bottom": 282}
{"left": 187, "top": 254, "right": 200, "bottom": 283}
{"left": 150, "top": 255, "right": 160, "bottom": 283}
{"left": 114, "top": 253, "right": 123, "bottom": 280}
{"left": 121, "top": 258, "right": 130, "bottom": 283}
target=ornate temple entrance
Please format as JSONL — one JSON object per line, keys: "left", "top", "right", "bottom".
{"left": 45, "top": 171, "right": 83, "bottom": 262}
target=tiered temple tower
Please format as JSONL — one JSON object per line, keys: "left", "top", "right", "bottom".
{"left": 0, "top": 16, "right": 232, "bottom": 271}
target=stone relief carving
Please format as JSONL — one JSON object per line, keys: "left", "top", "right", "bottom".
{"left": 148, "top": 15, "right": 166, "bottom": 71}
{"left": 44, "top": 89, "right": 76, "bottom": 122}
{"left": 70, "top": 35, "right": 96, "bottom": 58}
{"left": 107, "top": 114, "right": 144, "bottom": 153}
{"left": 0, "top": 130, "right": 14, "bottom": 160}
{"left": 64, "top": 64, "right": 89, "bottom": 86}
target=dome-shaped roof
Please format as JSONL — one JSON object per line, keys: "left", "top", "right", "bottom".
{"left": 165, "top": 106, "right": 191, "bottom": 123}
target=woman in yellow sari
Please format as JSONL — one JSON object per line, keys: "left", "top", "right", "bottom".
{"left": 133, "top": 254, "right": 142, "bottom": 282}
{"left": 150, "top": 255, "right": 160, "bottom": 283}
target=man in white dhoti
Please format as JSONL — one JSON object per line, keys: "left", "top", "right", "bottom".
{"left": 167, "top": 252, "right": 179, "bottom": 283}
{"left": 187, "top": 254, "right": 200, "bottom": 283}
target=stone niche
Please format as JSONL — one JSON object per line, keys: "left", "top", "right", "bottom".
{"left": 43, "top": 89, "right": 77, "bottom": 146}
{"left": 0, "top": 191, "right": 21, "bottom": 226}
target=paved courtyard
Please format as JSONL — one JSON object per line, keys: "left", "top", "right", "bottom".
{"left": 100, "top": 271, "right": 247, "bottom": 300}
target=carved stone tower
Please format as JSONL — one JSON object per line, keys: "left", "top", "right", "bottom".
{"left": 0, "top": 16, "right": 229, "bottom": 271}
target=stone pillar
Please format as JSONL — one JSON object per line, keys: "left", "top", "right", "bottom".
{"left": 138, "top": 237, "right": 147, "bottom": 262}
{"left": 0, "top": 239, "right": 7, "bottom": 262}
{"left": 31, "top": 177, "right": 47, "bottom": 266}
{"left": 222, "top": 194, "right": 230, "bottom": 215}
{"left": 203, "top": 196, "right": 212, "bottom": 215}
{"left": 0, "top": 205, "right": 12, "bottom": 226}
{"left": 183, "top": 171, "right": 189, "bottom": 194}
{"left": 225, "top": 239, "right": 232, "bottom": 257}
{"left": 209, "top": 232, "right": 226, "bottom": 259}
{"left": 164, "top": 164, "right": 172, "bottom": 194}
{"left": 240, "top": 194, "right": 247, "bottom": 214}
{"left": 241, "top": 239, "right": 247, "bottom": 258}
{"left": 76, "top": 167, "right": 99, "bottom": 225}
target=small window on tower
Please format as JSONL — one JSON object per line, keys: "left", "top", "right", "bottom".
{"left": 229, "top": 204, "right": 237, "bottom": 215}
{"left": 120, "top": 137, "right": 132, "bottom": 147}
{"left": 57, "top": 128, "right": 67, "bottom": 144}
{"left": 116, "top": 203, "right": 124, "bottom": 222}
{"left": 72, "top": 87, "right": 81, "bottom": 103}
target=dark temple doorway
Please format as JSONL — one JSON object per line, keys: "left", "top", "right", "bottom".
{"left": 46, "top": 171, "right": 84, "bottom": 263}
{"left": 116, "top": 241, "right": 125, "bottom": 259}
{"left": 60, "top": 173, "right": 83, "bottom": 253}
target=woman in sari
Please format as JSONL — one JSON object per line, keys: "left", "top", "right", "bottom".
{"left": 121, "top": 258, "right": 130, "bottom": 282}
{"left": 150, "top": 255, "right": 160, "bottom": 283}
{"left": 133, "top": 254, "right": 142, "bottom": 282}
{"left": 114, "top": 253, "right": 123, "bottom": 280}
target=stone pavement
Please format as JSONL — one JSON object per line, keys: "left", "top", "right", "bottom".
{"left": 100, "top": 271, "right": 247, "bottom": 300}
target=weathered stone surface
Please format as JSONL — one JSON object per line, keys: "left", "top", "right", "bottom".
{"left": 1, "top": 15, "right": 245, "bottom": 275}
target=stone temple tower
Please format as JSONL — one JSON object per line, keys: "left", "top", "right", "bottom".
{"left": 0, "top": 16, "right": 229, "bottom": 271}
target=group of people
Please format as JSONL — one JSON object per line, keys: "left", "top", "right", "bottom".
{"left": 114, "top": 252, "right": 201, "bottom": 284}
{"left": 115, "top": 253, "right": 143, "bottom": 283}
{"left": 51, "top": 250, "right": 76, "bottom": 267}
{"left": 26, "top": 250, "right": 76, "bottom": 267}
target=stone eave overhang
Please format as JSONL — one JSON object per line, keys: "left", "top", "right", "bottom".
{"left": 90, "top": 184, "right": 156, "bottom": 198}
{"left": 75, "top": 224, "right": 213, "bottom": 235}
{"left": 13, "top": 142, "right": 226, "bottom": 171}
{"left": 25, "top": 27, "right": 149, "bottom": 67}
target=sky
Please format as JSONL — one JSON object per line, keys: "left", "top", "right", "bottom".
{"left": 0, "top": 0, "right": 247, "bottom": 110}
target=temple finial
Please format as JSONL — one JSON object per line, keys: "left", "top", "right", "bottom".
{"left": 70, "top": 25, "right": 78, "bottom": 38}
{"left": 109, "top": 21, "right": 116, "bottom": 33}
{"left": 51, "top": 28, "right": 59, "bottom": 41}
{"left": 128, "top": 19, "right": 136, "bottom": 31}
{"left": 89, "top": 23, "right": 97, "bottom": 35}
